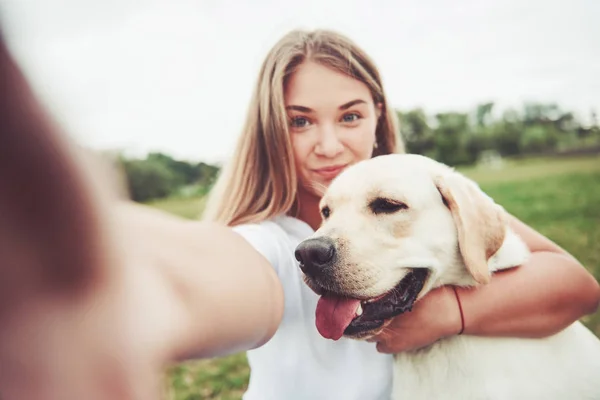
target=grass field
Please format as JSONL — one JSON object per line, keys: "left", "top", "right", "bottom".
{"left": 151, "top": 154, "right": 600, "bottom": 400}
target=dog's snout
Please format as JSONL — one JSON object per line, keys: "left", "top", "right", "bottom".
{"left": 295, "top": 237, "right": 336, "bottom": 277}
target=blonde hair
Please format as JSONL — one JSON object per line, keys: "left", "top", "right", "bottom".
{"left": 202, "top": 29, "right": 404, "bottom": 226}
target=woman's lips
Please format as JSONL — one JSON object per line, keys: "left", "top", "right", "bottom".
{"left": 313, "top": 165, "right": 347, "bottom": 180}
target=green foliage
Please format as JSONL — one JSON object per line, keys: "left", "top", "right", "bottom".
{"left": 120, "top": 157, "right": 179, "bottom": 202}
{"left": 116, "top": 152, "right": 220, "bottom": 203}
{"left": 399, "top": 101, "right": 600, "bottom": 166}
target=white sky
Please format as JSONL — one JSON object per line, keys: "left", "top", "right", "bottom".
{"left": 1, "top": 0, "right": 599, "bottom": 164}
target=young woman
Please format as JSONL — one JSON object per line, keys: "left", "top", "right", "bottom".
{"left": 202, "top": 29, "right": 600, "bottom": 400}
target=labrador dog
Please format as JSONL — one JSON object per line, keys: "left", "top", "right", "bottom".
{"left": 295, "top": 153, "right": 600, "bottom": 400}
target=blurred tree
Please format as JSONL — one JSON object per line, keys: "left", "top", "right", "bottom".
{"left": 431, "top": 112, "right": 471, "bottom": 165}
{"left": 475, "top": 102, "right": 495, "bottom": 128}
{"left": 397, "top": 109, "right": 435, "bottom": 157}
{"left": 121, "top": 158, "right": 179, "bottom": 202}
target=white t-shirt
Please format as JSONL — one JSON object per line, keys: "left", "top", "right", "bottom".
{"left": 233, "top": 215, "right": 393, "bottom": 400}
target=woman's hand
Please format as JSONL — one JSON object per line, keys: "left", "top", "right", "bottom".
{"left": 368, "top": 286, "right": 462, "bottom": 353}
{"left": 0, "top": 257, "right": 182, "bottom": 400}
{"left": 0, "top": 32, "right": 178, "bottom": 399}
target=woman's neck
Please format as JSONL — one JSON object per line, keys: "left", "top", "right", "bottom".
{"left": 295, "top": 188, "right": 323, "bottom": 232}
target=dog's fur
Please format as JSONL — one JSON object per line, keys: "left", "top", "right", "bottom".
{"left": 301, "top": 153, "right": 600, "bottom": 400}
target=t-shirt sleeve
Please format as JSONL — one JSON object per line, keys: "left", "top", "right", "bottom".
{"left": 231, "top": 222, "right": 285, "bottom": 275}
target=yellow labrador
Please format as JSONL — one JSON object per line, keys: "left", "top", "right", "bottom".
{"left": 295, "top": 153, "right": 600, "bottom": 400}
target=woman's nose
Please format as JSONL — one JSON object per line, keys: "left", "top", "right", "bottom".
{"left": 314, "top": 124, "right": 344, "bottom": 157}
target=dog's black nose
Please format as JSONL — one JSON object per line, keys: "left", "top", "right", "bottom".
{"left": 295, "top": 237, "right": 336, "bottom": 277}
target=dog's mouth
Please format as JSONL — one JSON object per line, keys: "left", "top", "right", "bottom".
{"left": 314, "top": 268, "right": 430, "bottom": 341}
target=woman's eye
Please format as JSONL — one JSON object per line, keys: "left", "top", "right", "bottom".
{"left": 290, "top": 116, "right": 310, "bottom": 128}
{"left": 342, "top": 113, "right": 360, "bottom": 123}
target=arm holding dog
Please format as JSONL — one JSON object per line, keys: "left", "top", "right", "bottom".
{"left": 373, "top": 214, "right": 600, "bottom": 353}
{"left": 456, "top": 214, "right": 600, "bottom": 337}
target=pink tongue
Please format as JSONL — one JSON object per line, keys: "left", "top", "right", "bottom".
{"left": 315, "top": 294, "right": 361, "bottom": 340}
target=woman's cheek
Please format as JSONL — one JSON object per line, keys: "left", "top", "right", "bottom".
{"left": 351, "top": 127, "right": 377, "bottom": 158}
{"left": 292, "top": 145, "right": 312, "bottom": 185}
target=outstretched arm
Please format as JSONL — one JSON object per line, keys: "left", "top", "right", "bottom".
{"left": 0, "top": 30, "right": 283, "bottom": 400}
{"left": 113, "top": 202, "right": 285, "bottom": 361}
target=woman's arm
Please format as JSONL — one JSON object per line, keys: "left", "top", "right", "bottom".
{"left": 113, "top": 202, "right": 285, "bottom": 362}
{"left": 372, "top": 215, "right": 600, "bottom": 353}
{"left": 456, "top": 214, "right": 600, "bottom": 337}
{"left": 0, "top": 199, "right": 285, "bottom": 400}
{"left": 0, "top": 32, "right": 284, "bottom": 399}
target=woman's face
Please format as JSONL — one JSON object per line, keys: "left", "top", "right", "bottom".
{"left": 284, "top": 61, "right": 380, "bottom": 197}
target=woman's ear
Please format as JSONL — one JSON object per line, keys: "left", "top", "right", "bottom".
{"left": 375, "top": 102, "right": 383, "bottom": 119}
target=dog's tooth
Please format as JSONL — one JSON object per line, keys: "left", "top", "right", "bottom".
{"left": 356, "top": 303, "right": 363, "bottom": 316}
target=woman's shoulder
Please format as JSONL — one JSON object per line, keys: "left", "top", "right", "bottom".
{"left": 233, "top": 215, "right": 312, "bottom": 242}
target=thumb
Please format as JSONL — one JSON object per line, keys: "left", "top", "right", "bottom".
{"left": 376, "top": 341, "right": 392, "bottom": 354}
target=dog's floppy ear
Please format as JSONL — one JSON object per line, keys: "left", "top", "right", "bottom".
{"left": 434, "top": 172, "right": 507, "bottom": 285}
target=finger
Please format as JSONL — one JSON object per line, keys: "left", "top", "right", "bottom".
{"left": 376, "top": 341, "right": 393, "bottom": 354}
{"left": 0, "top": 27, "right": 121, "bottom": 314}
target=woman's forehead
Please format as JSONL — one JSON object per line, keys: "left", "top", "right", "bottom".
{"left": 284, "top": 61, "right": 373, "bottom": 110}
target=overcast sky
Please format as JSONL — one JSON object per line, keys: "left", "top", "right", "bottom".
{"left": 1, "top": 0, "right": 598, "bottom": 164}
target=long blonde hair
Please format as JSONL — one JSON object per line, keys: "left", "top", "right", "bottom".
{"left": 202, "top": 29, "right": 404, "bottom": 226}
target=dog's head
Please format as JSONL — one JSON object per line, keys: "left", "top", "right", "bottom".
{"left": 295, "top": 154, "right": 508, "bottom": 341}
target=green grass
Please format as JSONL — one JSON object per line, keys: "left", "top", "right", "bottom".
{"left": 460, "top": 154, "right": 600, "bottom": 184}
{"left": 152, "top": 154, "right": 600, "bottom": 400}
{"left": 147, "top": 196, "right": 207, "bottom": 220}
{"left": 165, "top": 353, "right": 249, "bottom": 400}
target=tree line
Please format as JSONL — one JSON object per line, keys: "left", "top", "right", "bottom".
{"left": 398, "top": 101, "right": 600, "bottom": 166}
{"left": 115, "top": 152, "right": 220, "bottom": 202}
{"left": 115, "top": 101, "right": 599, "bottom": 203}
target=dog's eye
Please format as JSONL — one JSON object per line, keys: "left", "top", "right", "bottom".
{"left": 369, "top": 198, "right": 408, "bottom": 214}
{"left": 321, "top": 206, "right": 331, "bottom": 219}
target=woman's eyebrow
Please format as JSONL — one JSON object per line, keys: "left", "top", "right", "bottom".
{"left": 286, "top": 105, "right": 313, "bottom": 113}
{"left": 286, "top": 99, "right": 367, "bottom": 113}
{"left": 339, "top": 99, "right": 367, "bottom": 110}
